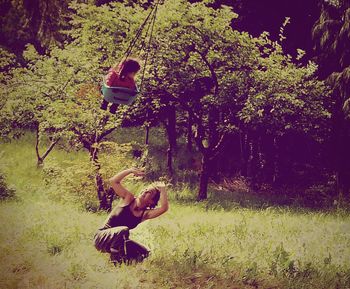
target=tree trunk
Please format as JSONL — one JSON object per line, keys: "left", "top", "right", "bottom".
{"left": 167, "top": 105, "right": 177, "bottom": 151}
{"left": 90, "top": 146, "right": 113, "bottom": 211}
{"left": 164, "top": 105, "right": 177, "bottom": 178}
{"left": 145, "top": 125, "right": 150, "bottom": 145}
{"left": 167, "top": 147, "right": 173, "bottom": 177}
{"left": 272, "top": 137, "right": 280, "bottom": 185}
{"left": 247, "top": 133, "right": 259, "bottom": 186}
{"left": 35, "top": 126, "right": 44, "bottom": 166}
{"left": 260, "top": 134, "right": 274, "bottom": 183}
{"left": 197, "top": 153, "right": 211, "bottom": 201}
{"left": 73, "top": 126, "right": 118, "bottom": 211}
{"left": 239, "top": 131, "right": 249, "bottom": 177}
{"left": 35, "top": 125, "right": 59, "bottom": 167}
{"left": 333, "top": 104, "right": 350, "bottom": 202}
{"left": 187, "top": 112, "right": 193, "bottom": 152}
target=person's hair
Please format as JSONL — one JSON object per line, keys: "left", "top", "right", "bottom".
{"left": 117, "top": 58, "right": 141, "bottom": 80}
{"left": 140, "top": 185, "right": 161, "bottom": 209}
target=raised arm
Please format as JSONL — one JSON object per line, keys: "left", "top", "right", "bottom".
{"left": 142, "top": 185, "right": 169, "bottom": 221}
{"left": 109, "top": 168, "right": 144, "bottom": 201}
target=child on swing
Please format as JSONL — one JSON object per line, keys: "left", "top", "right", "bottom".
{"left": 100, "top": 58, "right": 141, "bottom": 114}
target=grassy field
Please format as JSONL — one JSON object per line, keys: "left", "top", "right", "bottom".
{"left": 0, "top": 134, "right": 350, "bottom": 289}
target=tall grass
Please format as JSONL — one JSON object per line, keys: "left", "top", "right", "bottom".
{"left": 0, "top": 134, "right": 350, "bottom": 289}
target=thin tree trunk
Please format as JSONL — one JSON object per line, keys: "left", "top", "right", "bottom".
{"left": 197, "top": 153, "right": 211, "bottom": 201}
{"left": 73, "top": 125, "right": 118, "bottom": 211}
{"left": 145, "top": 125, "right": 150, "bottom": 145}
{"left": 238, "top": 130, "right": 245, "bottom": 175}
{"left": 163, "top": 105, "right": 177, "bottom": 178}
{"left": 247, "top": 133, "right": 259, "bottom": 186}
{"left": 272, "top": 137, "right": 280, "bottom": 185}
{"left": 334, "top": 109, "right": 350, "bottom": 202}
{"left": 187, "top": 113, "right": 193, "bottom": 152}
{"left": 167, "top": 105, "right": 177, "bottom": 151}
{"left": 35, "top": 127, "right": 43, "bottom": 166}
{"left": 167, "top": 147, "right": 173, "bottom": 177}
{"left": 239, "top": 131, "right": 249, "bottom": 177}
{"left": 35, "top": 126, "right": 59, "bottom": 166}
{"left": 90, "top": 145, "right": 113, "bottom": 211}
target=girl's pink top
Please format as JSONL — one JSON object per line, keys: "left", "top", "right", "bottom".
{"left": 105, "top": 68, "right": 136, "bottom": 90}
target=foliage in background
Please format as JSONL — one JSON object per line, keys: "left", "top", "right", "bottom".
{"left": 0, "top": 0, "right": 344, "bottom": 204}
{"left": 312, "top": 0, "right": 350, "bottom": 200}
{"left": 140, "top": 0, "right": 331, "bottom": 198}
{"left": 0, "top": 0, "right": 72, "bottom": 57}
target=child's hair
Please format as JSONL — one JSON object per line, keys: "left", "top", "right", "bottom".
{"left": 116, "top": 58, "right": 141, "bottom": 80}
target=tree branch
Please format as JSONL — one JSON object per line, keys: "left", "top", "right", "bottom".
{"left": 212, "top": 133, "right": 226, "bottom": 156}
{"left": 192, "top": 46, "right": 219, "bottom": 96}
{"left": 97, "top": 127, "right": 117, "bottom": 143}
{"left": 35, "top": 124, "right": 41, "bottom": 161}
{"left": 71, "top": 127, "right": 92, "bottom": 151}
{"left": 41, "top": 138, "right": 60, "bottom": 161}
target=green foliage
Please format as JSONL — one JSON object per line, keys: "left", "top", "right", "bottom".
{"left": 312, "top": 0, "right": 350, "bottom": 116}
{"left": 312, "top": 0, "right": 350, "bottom": 197}
{"left": 1, "top": 1, "right": 151, "bottom": 156}
{"left": 238, "top": 37, "right": 331, "bottom": 138}
{"left": 0, "top": 172, "right": 16, "bottom": 201}
{"left": 0, "top": 0, "right": 338, "bottom": 197}
{"left": 0, "top": 0, "right": 71, "bottom": 54}
{"left": 42, "top": 141, "right": 139, "bottom": 210}
{"left": 0, "top": 149, "right": 16, "bottom": 201}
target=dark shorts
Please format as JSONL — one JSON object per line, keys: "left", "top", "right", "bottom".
{"left": 94, "top": 226, "right": 149, "bottom": 264}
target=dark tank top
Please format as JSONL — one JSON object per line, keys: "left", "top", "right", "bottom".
{"left": 99, "top": 198, "right": 145, "bottom": 230}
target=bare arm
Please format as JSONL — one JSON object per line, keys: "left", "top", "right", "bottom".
{"left": 142, "top": 186, "right": 169, "bottom": 221}
{"left": 109, "top": 168, "right": 144, "bottom": 201}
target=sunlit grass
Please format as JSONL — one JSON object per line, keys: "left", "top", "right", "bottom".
{"left": 1, "top": 135, "right": 350, "bottom": 289}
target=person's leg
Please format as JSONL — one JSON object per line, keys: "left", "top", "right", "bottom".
{"left": 125, "top": 239, "right": 150, "bottom": 264}
{"left": 100, "top": 99, "right": 108, "bottom": 110}
{"left": 93, "top": 226, "right": 129, "bottom": 254}
{"left": 109, "top": 103, "right": 119, "bottom": 114}
{"left": 109, "top": 227, "right": 130, "bottom": 264}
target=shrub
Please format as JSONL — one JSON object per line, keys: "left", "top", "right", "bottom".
{"left": 0, "top": 171, "right": 15, "bottom": 201}
{"left": 43, "top": 159, "right": 99, "bottom": 211}
{"left": 42, "top": 142, "right": 144, "bottom": 210}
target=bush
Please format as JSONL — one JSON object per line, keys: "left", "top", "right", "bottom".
{"left": 43, "top": 159, "right": 99, "bottom": 211}
{"left": 302, "top": 184, "right": 335, "bottom": 208}
{"left": 0, "top": 172, "right": 15, "bottom": 201}
{"left": 42, "top": 141, "right": 144, "bottom": 210}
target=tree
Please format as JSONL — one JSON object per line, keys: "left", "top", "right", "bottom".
{"left": 2, "top": 44, "right": 74, "bottom": 166}
{"left": 238, "top": 33, "right": 331, "bottom": 185}
{"left": 144, "top": 1, "right": 330, "bottom": 199}
{"left": 41, "top": 1, "right": 151, "bottom": 210}
{"left": 0, "top": 0, "right": 72, "bottom": 58}
{"left": 312, "top": 0, "right": 350, "bottom": 201}
{"left": 142, "top": 0, "right": 258, "bottom": 199}
{"left": 1, "top": 1, "right": 151, "bottom": 209}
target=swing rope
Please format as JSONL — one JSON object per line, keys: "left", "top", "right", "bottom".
{"left": 119, "top": 1, "right": 160, "bottom": 73}
{"left": 139, "top": 0, "right": 159, "bottom": 90}
{"left": 120, "top": 6, "right": 155, "bottom": 66}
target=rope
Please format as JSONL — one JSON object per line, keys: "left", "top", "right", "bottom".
{"left": 137, "top": 8, "right": 154, "bottom": 64}
{"left": 120, "top": 7, "right": 155, "bottom": 64}
{"left": 139, "top": 1, "right": 159, "bottom": 90}
{"left": 119, "top": 2, "right": 158, "bottom": 71}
